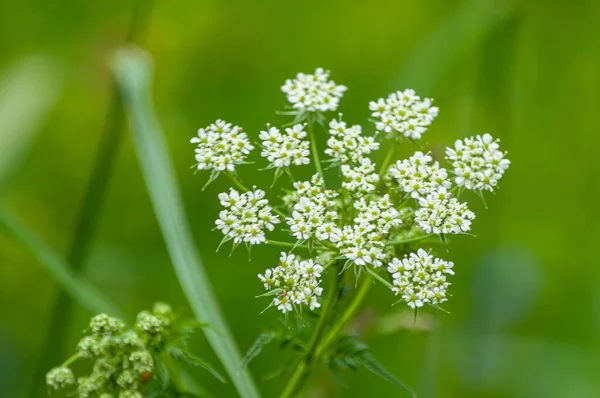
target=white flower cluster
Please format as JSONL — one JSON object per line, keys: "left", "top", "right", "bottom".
{"left": 341, "top": 158, "right": 380, "bottom": 195}
{"left": 335, "top": 195, "right": 401, "bottom": 267}
{"left": 216, "top": 188, "right": 280, "bottom": 245}
{"left": 258, "top": 252, "right": 324, "bottom": 313}
{"left": 281, "top": 68, "right": 347, "bottom": 112}
{"left": 387, "top": 249, "right": 454, "bottom": 309}
{"left": 325, "top": 118, "right": 379, "bottom": 164}
{"left": 259, "top": 124, "right": 310, "bottom": 168}
{"left": 388, "top": 151, "right": 451, "bottom": 198}
{"left": 191, "top": 119, "right": 254, "bottom": 172}
{"left": 415, "top": 188, "right": 475, "bottom": 234}
{"left": 446, "top": 133, "right": 510, "bottom": 192}
{"left": 370, "top": 89, "right": 438, "bottom": 140}
{"left": 286, "top": 175, "right": 339, "bottom": 242}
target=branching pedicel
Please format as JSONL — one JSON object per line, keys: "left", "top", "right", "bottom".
{"left": 191, "top": 68, "right": 510, "bottom": 396}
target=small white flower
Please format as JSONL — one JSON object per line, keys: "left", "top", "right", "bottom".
{"left": 191, "top": 119, "right": 254, "bottom": 172}
{"left": 281, "top": 68, "right": 347, "bottom": 112}
{"left": 446, "top": 133, "right": 510, "bottom": 192}
{"left": 258, "top": 252, "right": 324, "bottom": 314}
{"left": 387, "top": 151, "right": 452, "bottom": 198}
{"left": 369, "top": 89, "right": 438, "bottom": 140}
{"left": 341, "top": 158, "right": 380, "bottom": 195}
{"left": 259, "top": 124, "right": 310, "bottom": 168}
{"left": 325, "top": 117, "right": 379, "bottom": 164}
{"left": 215, "top": 187, "right": 280, "bottom": 246}
{"left": 387, "top": 249, "right": 454, "bottom": 308}
{"left": 46, "top": 367, "right": 75, "bottom": 391}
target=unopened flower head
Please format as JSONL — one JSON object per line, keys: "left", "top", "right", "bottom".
{"left": 387, "top": 151, "right": 451, "bottom": 198}
{"left": 89, "top": 314, "right": 125, "bottom": 336}
{"left": 370, "top": 89, "right": 438, "bottom": 140}
{"left": 341, "top": 158, "right": 380, "bottom": 195}
{"left": 387, "top": 249, "right": 454, "bottom": 308}
{"left": 325, "top": 117, "right": 379, "bottom": 164}
{"left": 414, "top": 188, "right": 475, "bottom": 234}
{"left": 259, "top": 124, "right": 310, "bottom": 168}
{"left": 46, "top": 367, "right": 75, "bottom": 391}
{"left": 216, "top": 188, "right": 280, "bottom": 245}
{"left": 446, "top": 133, "right": 510, "bottom": 192}
{"left": 286, "top": 174, "right": 340, "bottom": 242}
{"left": 191, "top": 119, "right": 254, "bottom": 172}
{"left": 281, "top": 68, "right": 347, "bottom": 112}
{"left": 258, "top": 252, "right": 324, "bottom": 313}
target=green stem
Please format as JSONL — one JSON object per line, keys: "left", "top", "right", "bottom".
{"left": 385, "top": 233, "right": 436, "bottom": 246}
{"left": 280, "top": 266, "right": 343, "bottom": 398}
{"left": 364, "top": 267, "right": 393, "bottom": 289}
{"left": 29, "top": 2, "right": 153, "bottom": 396}
{"left": 265, "top": 240, "right": 308, "bottom": 250}
{"left": 315, "top": 275, "right": 372, "bottom": 359}
{"left": 307, "top": 122, "right": 325, "bottom": 181}
{"left": 61, "top": 353, "right": 80, "bottom": 368}
{"left": 378, "top": 139, "right": 397, "bottom": 179}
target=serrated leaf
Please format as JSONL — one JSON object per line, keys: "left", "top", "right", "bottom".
{"left": 168, "top": 346, "right": 226, "bottom": 384}
{"left": 239, "top": 332, "right": 276, "bottom": 373}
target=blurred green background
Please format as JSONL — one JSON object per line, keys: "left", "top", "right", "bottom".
{"left": 1, "top": 0, "right": 599, "bottom": 397}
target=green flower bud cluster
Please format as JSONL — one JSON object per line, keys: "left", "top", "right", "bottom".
{"left": 46, "top": 303, "right": 175, "bottom": 397}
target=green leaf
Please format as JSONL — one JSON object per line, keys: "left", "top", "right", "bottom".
{"left": 0, "top": 208, "right": 122, "bottom": 317}
{"left": 355, "top": 351, "right": 416, "bottom": 398}
{"left": 240, "top": 332, "right": 276, "bottom": 372}
{"left": 167, "top": 346, "right": 226, "bottom": 384}
{"left": 112, "top": 47, "right": 259, "bottom": 398}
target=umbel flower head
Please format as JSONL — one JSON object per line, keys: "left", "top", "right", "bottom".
{"left": 387, "top": 249, "right": 454, "bottom": 308}
{"left": 192, "top": 67, "right": 510, "bottom": 315}
{"left": 446, "top": 133, "right": 510, "bottom": 192}
{"left": 370, "top": 89, "right": 438, "bottom": 140}
{"left": 191, "top": 119, "right": 254, "bottom": 173}
{"left": 281, "top": 68, "right": 347, "bottom": 113}
{"left": 258, "top": 252, "right": 324, "bottom": 313}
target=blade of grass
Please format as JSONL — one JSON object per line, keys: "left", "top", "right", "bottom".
{"left": 0, "top": 208, "right": 123, "bottom": 318}
{"left": 112, "top": 47, "right": 260, "bottom": 398}
{"left": 29, "top": 2, "right": 154, "bottom": 396}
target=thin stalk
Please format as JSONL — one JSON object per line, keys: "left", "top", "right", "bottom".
{"left": 265, "top": 240, "right": 309, "bottom": 250}
{"left": 315, "top": 275, "right": 372, "bottom": 359}
{"left": 385, "top": 233, "right": 436, "bottom": 246}
{"left": 364, "top": 267, "right": 393, "bottom": 289}
{"left": 307, "top": 122, "right": 325, "bottom": 181}
{"left": 378, "top": 139, "right": 397, "bottom": 179}
{"left": 280, "top": 266, "right": 343, "bottom": 398}
{"left": 29, "top": 2, "right": 153, "bottom": 396}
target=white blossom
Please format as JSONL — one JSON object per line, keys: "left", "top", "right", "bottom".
{"left": 286, "top": 174, "right": 340, "bottom": 242}
{"left": 414, "top": 188, "right": 475, "bottom": 234}
{"left": 216, "top": 188, "right": 280, "bottom": 245}
{"left": 46, "top": 367, "right": 75, "bottom": 391}
{"left": 281, "top": 68, "right": 347, "bottom": 112}
{"left": 334, "top": 195, "right": 401, "bottom": 267}
{"left": 446, "top": 133, "right": 510, "bottom": 192}
{"left": 258, "top": 252, "right": 324, "bottom": 313}
{"left": 325, "top": 118, "right": 379, "bottom": 164}
{"left": 387, "top": 249, "right": 454, "bottom": 309}
{"left": 259, "top": 124, "right": 310, "bottom": 168}
{"left": 341, "top": 158, "right": 380, "bottom": 195}
{"left": 388, "top": 151, "right": 451, "bottom": 198}
{"left": 191, "top": 119, "right": 254, "bottom": 172}
{"left": 369, "top": 89, "right": 438, "bottom": 140}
